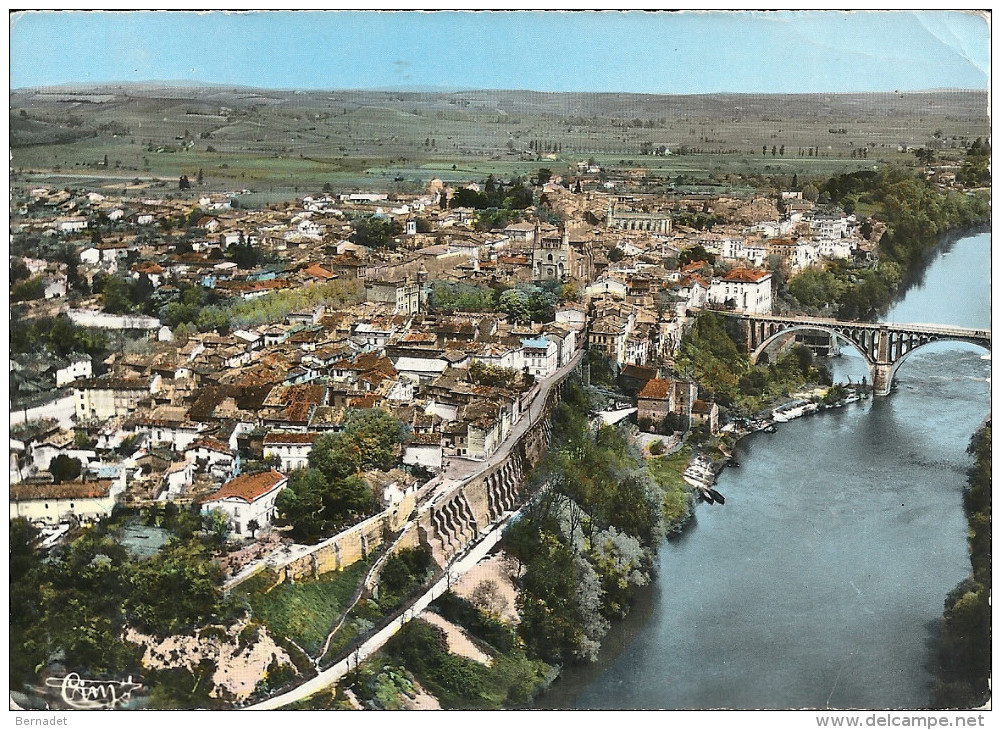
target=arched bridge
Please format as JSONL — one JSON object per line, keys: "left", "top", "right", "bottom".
{"left": 731, "top": 313, "right": 991, "bottom": 396}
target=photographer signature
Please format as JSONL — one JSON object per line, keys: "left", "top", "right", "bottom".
{"left": 44, "top": 673, "right": 143, "bottom": 709}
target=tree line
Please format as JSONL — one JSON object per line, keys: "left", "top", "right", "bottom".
{"left": 783, "top": 167, "right": 989, "bottom": 320}
{"left": 931, "top": 425, "right": 990, "bottom": 708}
{"left": 502, "top": 380, "right": 678, "bottom": 664}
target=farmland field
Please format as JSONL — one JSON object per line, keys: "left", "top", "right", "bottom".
{"left": 10, "top": 85, "right": 989, "bottom": 196}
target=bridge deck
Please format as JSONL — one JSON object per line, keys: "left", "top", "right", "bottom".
{"left": 733, "top": 313, "right": 990, "bottom": 340}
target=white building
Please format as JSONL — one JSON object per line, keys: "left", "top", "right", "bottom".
{"left": 74, "top": 379, "right": 149, "bottom": 422}
{"left": 79, "top": 247, "right": 101, "bottom": 265}
{"left": 44, "top": 274, "right": 68, "bottom": 299}
{"left": 199, "top": 469, "right": 288, "bottom": 537}
{"left": 55, "top": 355, "right": 93, "bottom": 387}
{"left": 184, "top": 437, "right": 236, "bottom": 479}
{"left": 556, "top": 306, "right": 587, "bottom": 331}
{"left": 160, "top": 459, "right": 195, "bottom": 501}
{"left": 521, "top": 336, "right": 558, "bottom": 378}
{"left": 403, "top": 433, "right": 443, "bottom": 470}
{"left": 57, "top": 217, "right": 88, "bottom": 233}
{"left": 262, "top": 432, "right": 318, "bottom": 472}
{"left": 584, "top": 276, "right": 628, "bottom": 298}
{"left": 10, "top": 480, "right": 122, "bottom": 525}
{"left": 708, "top": 268, "right": 772, "bottom": 314}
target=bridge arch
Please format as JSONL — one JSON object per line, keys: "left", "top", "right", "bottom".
{"left": 749, "top": 325, "right": 875, "bottom": 366}
{"left": 883, "top": 339, "right": 991, "bottom": 391}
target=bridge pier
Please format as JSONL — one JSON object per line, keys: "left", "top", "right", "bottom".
{"left": 871, "top": 362, "right": 893, "bottom": 397}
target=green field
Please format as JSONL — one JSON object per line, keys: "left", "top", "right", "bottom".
{"left": 232, "top": 561, "right": 370, "bottom": 656}
{"left": 10, "top": 85, "right": 989, "bottom": 198}
{"left": 647, "top": 446, "right": 693, "bottom": 528}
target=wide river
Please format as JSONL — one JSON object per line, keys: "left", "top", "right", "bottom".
{"left": 538, "top": 231, "right": 991, "bottom": 710}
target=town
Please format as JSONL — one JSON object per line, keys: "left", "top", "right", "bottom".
{"left": 11, "top": 138, "right": 989, "bottom": 709}
{"left": 11, "top": 167, "right": 890, "bottom": 528}
{"left": 9, "top": 8, "right": 992, "bottom": 710}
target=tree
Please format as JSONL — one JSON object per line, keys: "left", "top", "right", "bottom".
{"left": 537, "top": 168, "right": 552, "bottom": 185}
{"left": 226, "top": 241, "right": 260, "bottom": 269}
{"left": 311, "top": 432, "right": 362, "bottom": 481}
{"left": 329, "top": 475, "right": 376, "bottom": 523}
{"left": 9, "top": 257, "right": 30, "bottom": 283}
{"left": 125, "top": 539, "right": 226, "bottom": 636}
{"left": 49, "top": 455, "right": 82, "bottom": 483}
{"left": 678, "top": 245, "right": 716, "bottom": 266}
{"left": 179, "top": 175, "right": 191, "bottom": 190}
{"left": 499, "top": 288, "right": 532, "bottom": 324}
{"left": 342, "top": 408, "right": 409, "bottom": 471}
{"left": 247, "top": 519, "right": 260, "bottom": 538}
{"left": 351, "top": 217, "right": 395, "bottom": 249}
{"left": 203, "top": 508, "right": 229, "bottom": 545}
{"left": 100, "top": 275, "right": 136, "bottom": 314}
{"left": 275, "top": 468, "right": 328, "bottom": 540}
{"left": 11, "top": 277, "right": 45, "bottom": 303}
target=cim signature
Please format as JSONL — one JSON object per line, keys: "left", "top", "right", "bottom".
{"left": 44, "top": 673, "right": 143, "bottom": 709}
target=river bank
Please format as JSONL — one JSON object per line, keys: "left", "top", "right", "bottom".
{"left": 534, "top": 230, "right": 989, "bottom": 710}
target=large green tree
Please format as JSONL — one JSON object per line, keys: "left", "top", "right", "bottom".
{"left": 342, "top": 408, "right": 409, "bottom": 471}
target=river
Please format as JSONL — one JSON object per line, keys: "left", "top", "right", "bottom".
{"left": 537, "top": 231, "right": 991, "bottom": 710}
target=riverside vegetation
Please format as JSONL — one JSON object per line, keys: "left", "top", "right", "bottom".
{"left": 931, "top": 424, "right": 991, "bottom": 709}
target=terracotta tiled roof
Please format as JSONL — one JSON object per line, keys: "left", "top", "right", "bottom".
{"left": 302, "top": 263, "right": 336, "bottom": 280}
{"left": 638, "top": 378, "right": 673, "bottom": 400}
{"left": 722, "top": 267, "right": 770, "bottom": 283}
{"left": 200, "top": 470, "right": 286, "bottom": 504}
{"left": 348, "top": 394, "right": 379, "bottom": 409}
{"left": 408, "top": 433, "right": 442, "bottom": 446}
{"left": 186, "top": 436, "right": 232, "bottom": 454}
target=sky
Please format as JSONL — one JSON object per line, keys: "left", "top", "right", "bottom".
{"left": 9, "top": 10, "right": 991, "bottom": 94}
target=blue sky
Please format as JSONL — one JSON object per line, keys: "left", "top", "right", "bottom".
{"left": 9, "top": 10, "right": 990, "bottom": 94}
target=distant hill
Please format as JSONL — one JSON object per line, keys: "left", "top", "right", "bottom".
{"left": 10, "top": 83, "right": 990, "bottom": 121}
